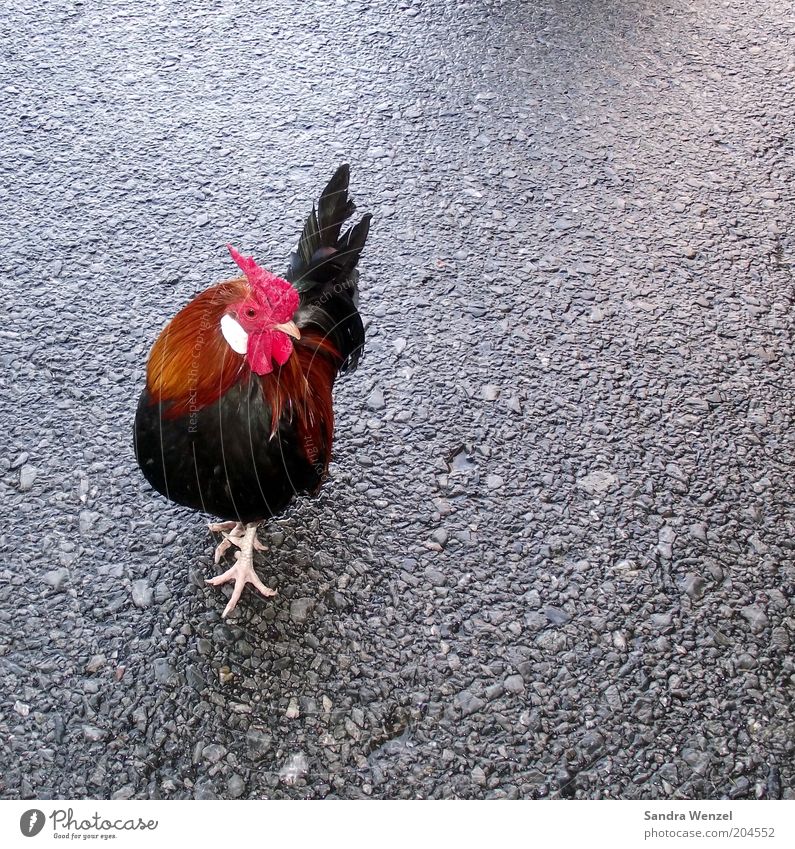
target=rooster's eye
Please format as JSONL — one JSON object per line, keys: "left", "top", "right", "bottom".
{"left": 245, "top": 307, "right": 256, "bottom": 319}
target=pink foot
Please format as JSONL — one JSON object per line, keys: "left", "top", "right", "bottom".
{"left": 205, "top": 522, "right": 276, "bottom": 617}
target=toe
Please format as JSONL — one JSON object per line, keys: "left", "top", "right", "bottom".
{"left": 205, "top": 566, "right": 235, "bottom": 587}
{"left": 222, "top": 578, "right": 247, "bottom": 618}
{"left": 213, "top": 539, "right": 232, "bottom": 564}
{"left": 248, "top": 571, "right": 277, "bottom": 598}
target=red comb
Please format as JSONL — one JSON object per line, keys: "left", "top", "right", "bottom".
{"left": 226, "top": 244, "right": 299, "bottom": 322}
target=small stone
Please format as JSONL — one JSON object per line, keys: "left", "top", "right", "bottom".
{"left": 83, "top": 724, "right": 106, "bottom": 742}
{"left": 632, "top": 697, "right": 654, "bottom": 723}
{"left": 430, "top": 528, "right": 448, "bottom": 547}
{"left": 579, "top": 731, "right": 605, "bottom": 755}
{"left": 393, "top": 337, "right": 407, "bottom": 354}
{"left": 425, "top": 567, "right": 446, "bottom": 586}
{"left": 279, "top": 752, "right": 308, "bottom": 785}
{"left": 770, "top": 627, "right": 790, "bottom": 651}
{"left": 682, "top": 747, "right": 711, "bottom": 775}
{"left": 577, "top": 470, "right": 617, "bottom": 495}
{"left": 112, "top": 785, "right": 136, "bottom": 800}
{"left": 286, "top": 697, "right": 300, "bottom": 719}
{"left": 657, "top": 542, "right": 673, "bottom": 560}
{"left": 658, "top": 526, "right": 676, "bottom": 544}
{"left": 471, "top": 766, "right": 487, "bottom": 785}
{"left": 728, "top": 777, "right": 751, "bottom": 799}
{"left": 366, "top": 388, "right": 385, "bottom": 410}
{"left": 504, "top": 674, "right": 525, "bottom": 694}
{"left": 327, "top": 590, "right": 348, "bottom": 610}
{"left": 554, "top": 217, "right": 576, "bottom": 231}
{"left": 290, "top": 597, "right": 314, "bottom": 624}
{"left": 14, "top": 700, "right": 30, "bottom": 717}
{"left": 153, "top": 658, "right": 178, "bottom": 686}
{"left": 186, "top": 666, "right": 206, "bottom": 691}
{"left": 202, "top": 744, "right": 227, "bottom": 764}
{"left": 154, "top": 581, "right": 172, "bottom": 603}
{"left": 42, "top": 568, "right": 69, "bottom": 591}
{"left": 246, "top": 729, "right": 272, "bottom": 759}
{"left": 482, "top": 384, "right": 500, "bottom": 401}
{"left": 524, "top": 769, "right": 547, "bottom": 786}
{"left": 132, "top": 707, "right": 148, "bottom": 730}
{"left": 525, "top": 590, "right": 541, "bottom": 609}
{"left": 79, "top": 510, "right": 99, "bottom": 534}
{"left": 544, "top": 606, "right": 569, "bottom": 625}
{"left": 766, "top": 590, "right": 787, "bottom": 610}
{"left": 683, "top": 245, "right": 697, "bottom": 259}
{"left": 131, "top": 579, "right": 153, "bottom": 608}
{"left": 19, "top": 464, "right": 37, "bottom": 491}
{"left": 85, "top": 655, "right": 106, "bottom": 674}
{"left": 194, "top": 782, "right": 217, "bottom": 800}
{"left": 52, "top": 714, "right": 65, "bottom": 743}
{"left": 455, "top": 690, "right": 486, "bottom": 716}
{"left": 486, "top": 474, "right": 504, "bottom": 490}
{"left": 227, "top": 774, "right": 246, "bottom": 798}
{"left": 10, "top": 452, "right": 29, "bottom": 469}
{"left": 678, "top": 573, "right": 706, "bottom": 600}
{"left": 448, "top": 448, "right": 475, "bottom": 474}
{"left": 536, "top": 631, "right": 567, "bottom": 652}
{"left": 741, "top": 606, "right": 768, "bottom": 633}
{"left": 650, "top": 613, "right": 672, "bottom": 629}
{"left": 605, "top": 685, "right": 623, "bottom": 710}
{"left": 525, "top": 611, "right": 547, "bottom": 631}
{"left": 485, "top": 682, "right": 504, "bottom": 700}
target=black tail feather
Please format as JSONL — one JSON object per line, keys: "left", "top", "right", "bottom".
{"left": 288, "top": 164, "right": 370, "bottom": 290}
{"left": 316, "top": 164, "right": 356, "bottom": 248}
{"left": 287, "top": 165, "right": 371, "bottom": 374}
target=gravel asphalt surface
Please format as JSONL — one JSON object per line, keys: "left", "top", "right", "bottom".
{"left": 1, "top": 0, "right": 793, "bottom": 800}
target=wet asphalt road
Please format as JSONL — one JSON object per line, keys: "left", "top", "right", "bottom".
{"left": 1, "top": 0, "right": 793, "bottom": 800}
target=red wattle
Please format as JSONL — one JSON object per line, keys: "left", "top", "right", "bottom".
{"left": 271, "top": 332, "right": 294, "bottom": 366}
{"left": 247, "top": 332, "right": 274, "bottom": 375}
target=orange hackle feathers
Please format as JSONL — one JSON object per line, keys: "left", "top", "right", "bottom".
{"left": 263, "top": 333, "right": 341, "bottom": 485}
{"left": 146, "top": 279, "right": 249, "bottom": 418}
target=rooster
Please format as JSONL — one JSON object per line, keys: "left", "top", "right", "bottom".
{"left": 134, "top": 165, "right": 371, "bottom": 617}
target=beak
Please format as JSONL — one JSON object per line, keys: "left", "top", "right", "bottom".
{"left": 273, "top": 320, "right": 301, "bottom": 340}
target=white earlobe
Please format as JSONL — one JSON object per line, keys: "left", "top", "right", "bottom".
{"left": 220, "top": 314, "right": 249, "bottom": 355}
